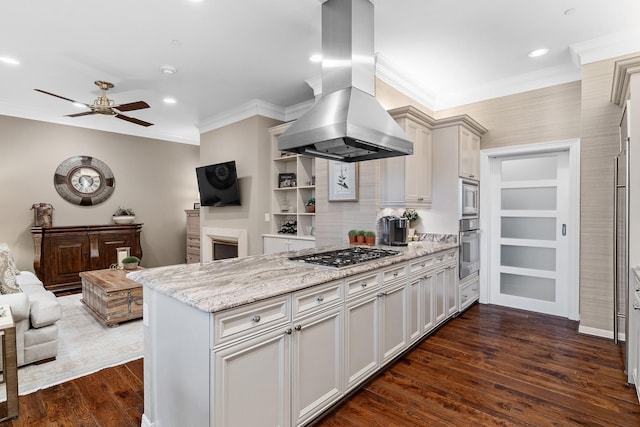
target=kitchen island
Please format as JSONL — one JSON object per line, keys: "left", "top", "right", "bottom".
{"left": 130, "top": 241, "right": 459, "bottom": 427}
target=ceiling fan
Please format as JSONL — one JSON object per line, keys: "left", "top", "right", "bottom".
{"left": 35, "top": 80, "right": 153, "bottom": 127}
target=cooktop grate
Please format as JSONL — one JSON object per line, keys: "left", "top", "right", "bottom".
{"left": 288, "top": 247, "right": 400, "bottom": 269}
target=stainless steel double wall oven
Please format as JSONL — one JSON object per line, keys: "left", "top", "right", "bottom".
{"left": 459, "top": 179, "right": 480, "bottom": 280}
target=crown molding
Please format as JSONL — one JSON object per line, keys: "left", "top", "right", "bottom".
{"left": 198, "top": 99, "right": 287, "bottom": 134}
{"left": 0, "top": 100, "right": 200, "bottom": 145}
{"left": 611, "top": 55, "right": 640, "bottom": 106}
{"left": 375, "top": 53, "right": 437, "bottom": 111}
{"left": 570, "top": 30, "right": 640, "bottom": 66}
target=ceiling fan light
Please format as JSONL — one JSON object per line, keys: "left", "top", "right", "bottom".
{"left": 528, "top": 48, "right": 549, "bottom": 58}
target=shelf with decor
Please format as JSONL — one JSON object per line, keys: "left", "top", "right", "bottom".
{"left": 265, "top": 123, "right": 316, "bottom": 253}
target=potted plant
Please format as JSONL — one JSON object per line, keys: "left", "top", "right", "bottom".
{"left": 305, "top": 197, "right": 316, "bottom": 213}
{"left": 122, "top": 256, "right": 140, "bottom": 270}
{"left": 113, "top": 206, "right": 136, "bottom": 224}
{"left": 356, "top": 230, "right": 366, "bottom": 244}
{"left": 348, "top": 229, "right": 358, "bottom": 244}
{"left": 402, "top": 208, "right": 419, "bottom": 236}
{"left": 364, "top": 231, "right": 375, "bottom": 246}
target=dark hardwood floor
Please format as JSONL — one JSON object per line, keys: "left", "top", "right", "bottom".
{"left": 2, "top": 303, "right": 639, "bottom": 426}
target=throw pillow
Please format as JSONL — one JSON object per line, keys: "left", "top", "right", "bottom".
{"left": 0, "top": 243, "right": 21, "bottom": 294}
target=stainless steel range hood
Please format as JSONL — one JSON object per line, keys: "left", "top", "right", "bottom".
{"left": 278, "top": 0, "right": 413, "bottom": 163}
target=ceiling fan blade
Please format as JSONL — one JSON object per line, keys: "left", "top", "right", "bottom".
{"left": 115, "top": 114, "right": 153, "bottom": 127}
{"left": 34, "top": 89, "right": 89, "bottom": 106}
{"left": 65, "top": 111, "right": 98, "bottom": 118}
{"left": 113, "top": 101, "right": 150, "bottom": 112}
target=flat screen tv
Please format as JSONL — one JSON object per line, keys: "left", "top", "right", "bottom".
{"left": 196, "top": 161, "right": 241, "bottom": 207}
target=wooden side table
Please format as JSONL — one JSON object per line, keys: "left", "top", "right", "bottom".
{"left": 0, "top": 305, "right": 18, "bottom": 421}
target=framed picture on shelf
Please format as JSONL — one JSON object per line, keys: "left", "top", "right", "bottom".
{"left": 328, "top": 161, "right": 359, "bottom": 202}
{"left": 278, "top": 173, "right": 297, "bottom": 188}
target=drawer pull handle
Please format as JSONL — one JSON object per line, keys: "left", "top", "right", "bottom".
{"left": 317, "top": 296, "right": 324, "bottom": 302}
{"left": 377, "top": 292, "right": 387, "bottom": 298}
{"left": 361, "top": 283, "right": 368, "bottom": 288}
{"left": 421, "top": 263, "right": 426, "bottom": 267}
{"left": 393, "top": 272, "right": 398, "bottom": 277}
{"left": 294, "top": 324, "right": 302, "bottom": 331}
{"left": 284, "top": 328, "right": 292, "bottom": 335}
{"left": 252, "top": 315, "right": 261, "bottom": 323}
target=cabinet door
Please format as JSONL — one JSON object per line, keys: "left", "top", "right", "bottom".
{"left": 263, "top": 236, "right": 290, "bottom": 254}
{"left": 288, "top": 238, "right": 316, "bottom": 252}
{"left": 45, "top": 234, "right": 90, "bottom": 287}
{"left": 379, "top": 281, "right": 409, "bottom": 365}
{"left": 213, "top": 328, "right": 291, "bottom": 427}
{"left": 405, "top": 121, "right": 433, "bottom": 206}
{"left": 434, "top": 266, "right": 447, "bottom": 326}
{"left": 422, "top": 272, "right": 435, "bottom": 334}
{"left": 458, "top": 126, "right": 480, "bottom": 180}
{"left": 96, "top": 232, "right": 134, "bottom": 269}
{"left": 446, "top": 265, "right": 458, "bottom": 317}
{"left": 291, "top": 306, "right": 343, "bottom": 426}
{"left": 345, "top": 292, "right": 379, "bottom": 391}
{"left": 408, "top": 275, "right": 422, "bottom": 343}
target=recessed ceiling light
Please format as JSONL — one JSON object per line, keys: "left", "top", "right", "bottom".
{"left": 309, "top": 54, "right": 322, "bottom": 63}
{"left": 528, "top": 48, "right": 549, "bottom": 58}
{"left": 0, "top": 56, "right": 20, "bottom": 65}
{"left": 160, "top": 65, "right": 177, "bottom": 75}
{"left": 163, "top": 97, "right": 177, "bottom": 105}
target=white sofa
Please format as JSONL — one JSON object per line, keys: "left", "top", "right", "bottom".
{"left": 0, "top": 271, "right": 62, "bottom": 366}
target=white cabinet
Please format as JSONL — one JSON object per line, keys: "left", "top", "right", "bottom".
{"left": 379, "top": 279, "right": 409, "bottom": 364}
{"left": 213, "top": 327, "right": 291, "bottom": 427}
{"left": 408, "top": 275, "right": 422, "bottom": 343}
{"left": 380, "top": 106, "right": 435, "bottom": 208}
{"left": 445, "top": 264, "right": 458, "bottom": 317}
{"left": 458, "top": 126, "right": 481, "bottom": 180}
{"left": 268, "top": 123, "right": 316, "bottom": 242}
{"left": 344, "top": 273, "right": 381, "bottom": 391}
{"left": 291, "top": 305, "right": 343, "bottom": 426}
{"left": 263, "top": 235, "right": 316, "bottom": 254}
{"left": 459, "top": 271, "right": 480, "bottom": 312}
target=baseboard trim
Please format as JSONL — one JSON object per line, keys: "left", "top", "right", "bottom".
{"left": 141, "top": 414, "right": 154, "bottom": 427}
{"left": 578, "top": 324, "right": 620, "bottom": 340}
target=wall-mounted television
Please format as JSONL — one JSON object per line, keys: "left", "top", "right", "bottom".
{"left": 196, "top": 161, "right": 241, "bottom": 207}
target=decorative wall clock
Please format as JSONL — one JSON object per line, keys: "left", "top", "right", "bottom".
{"left": 53, "top": 156, "right": 115, "bottom": 206}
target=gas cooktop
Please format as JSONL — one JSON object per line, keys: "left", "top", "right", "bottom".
{"left": 288, "top": 247, "right": 400, "bottom": 269}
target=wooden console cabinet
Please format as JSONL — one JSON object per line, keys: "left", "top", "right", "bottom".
{"left": 31, "top": 224, "right": 143, "bottom": 293}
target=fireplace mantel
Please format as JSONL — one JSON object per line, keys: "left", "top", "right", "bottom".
{"left": 201, "top": 227, "right": 248, "bottom": 262}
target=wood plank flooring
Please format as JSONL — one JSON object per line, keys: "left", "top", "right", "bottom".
{"left": 1, "top": 303, "right": 638, "bottom": 426}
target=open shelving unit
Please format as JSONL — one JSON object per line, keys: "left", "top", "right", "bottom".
{"left": 265, "top": 123, "right": 316, "bottom": 250}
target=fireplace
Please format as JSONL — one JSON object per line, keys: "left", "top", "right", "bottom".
{"left": 201, "top": 227, "right": 248, "bottom": 262}
{"left": 212, "top": 239, "right": 238, "bottom": 260}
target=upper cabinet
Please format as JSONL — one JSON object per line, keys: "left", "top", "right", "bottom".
{"left": 458, "top": 126, "right": 482, "bottom": 180}
{"left": 433, "top": 115, "right": 486, "bottom": 181}
{"left": 380, "top": 106, "right": 436, "bottom": 208}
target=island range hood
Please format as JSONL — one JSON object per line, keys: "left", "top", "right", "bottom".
{"left": 278, "top": 0, "right": 413, "bottom": 163}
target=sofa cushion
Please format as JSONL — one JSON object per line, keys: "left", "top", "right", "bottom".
{"left": 29, "top": 291, "right": 62, "bottom": 328}
{"left": 0, "top": 243, "right": 20, "bottom": 294}
{"left": 0, "top": 292, "right": 30, "bottom": 322}
{"left": 15, "top": 271, "right": 43, "bottom": 289}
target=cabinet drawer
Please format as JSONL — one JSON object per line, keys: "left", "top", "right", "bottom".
{"left": 293, "top": 280, "right": 343, "bottom": 317}
{"left": 345, "top": 272, "right": 379, "bottom": 299}
{"left": 409, "top": 256, "right": 433, "bottom": 275}
{"left": 459, "top": 280, "right": 479, "bottom": 309}
{"left": 187, "top": 236, "right": 200, "bottom": 250}
{"left": 382, "top": 265, "right": 407, "bottom": 284}
{"left": 213, "top": 295, "right": 291, "bottom": 346}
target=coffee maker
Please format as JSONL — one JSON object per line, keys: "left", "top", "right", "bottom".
{"left": 379, "top": 216, "right": 409, "bottom": 246}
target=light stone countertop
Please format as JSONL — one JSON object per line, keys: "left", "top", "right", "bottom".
{"left": 127, "top": 241, "right": 458, "bottom": 313}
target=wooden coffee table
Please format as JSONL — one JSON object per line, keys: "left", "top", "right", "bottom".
{"left": 80, "top": 268, "right": 143, "bottom": 327}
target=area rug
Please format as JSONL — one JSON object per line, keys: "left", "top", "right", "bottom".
{"left": 0, "top": 292, "right": 143, "bottom": 400}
